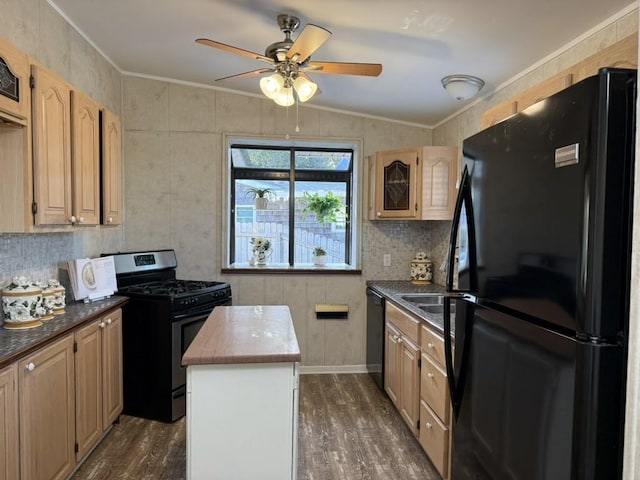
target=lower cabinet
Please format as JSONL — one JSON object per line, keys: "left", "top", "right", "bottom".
{"left": 19, "top": 334, "right": 76, "bottom": 480}
{"left": 75, "top": 308, "right": 123, "bottom": 461}
{"left": 3, "top": 305, "right": 123, "bottom": 480}
{"left": 0, "top": 363, "right": 18, "bottom": 480}
{"left": 384, "top": 300, "right": 453, "bottom": 479}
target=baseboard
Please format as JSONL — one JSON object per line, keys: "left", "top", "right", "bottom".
{"left": 299, "top": 364, "right": 368, "bottom": 374}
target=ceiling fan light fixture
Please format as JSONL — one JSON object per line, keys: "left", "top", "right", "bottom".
{"left": 441, "top": 74, "right": 485, "bottom": 101}
{"left": 293, "top": 76, "right": 317, "bottom": 102}
{"left": 274, "top": 85, "right": 295, "bottom": 107}
{"left": 260, "top": 73, "right": 284, "bottom": 99}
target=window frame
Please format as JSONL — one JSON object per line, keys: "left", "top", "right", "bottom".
{"left": 222, "top": 134, "right": 362, "bottom": 274}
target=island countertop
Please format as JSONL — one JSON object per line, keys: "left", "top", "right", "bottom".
{"left": 182, "top": 305, "right": 301, "bottom": 366}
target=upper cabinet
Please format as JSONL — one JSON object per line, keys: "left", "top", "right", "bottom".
{"left": 369, "top": 146, "right": 458, "bottom": 221}
{"left": 31, "top": 63, "right": 73, "bottom": 226}
{"left": 71, "top": 90, "right": 101, "bottom": 226}
{"left": 101, "top": 108, "right": 122, "bottom": 226}
{"left": 0, "top": 37, "right": 30, "bottom": 125}
{"left": 0, "top": 37, "right": 124, "bottom": 233}
{"left": 481, "top": 34, "right": 638, "bottom": 129}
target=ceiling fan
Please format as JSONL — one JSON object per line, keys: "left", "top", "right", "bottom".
{"left": 196, "top": 14, "right": 383, "bottom": 106}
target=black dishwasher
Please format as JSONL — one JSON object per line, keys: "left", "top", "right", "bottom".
{"left": 366, "top": 287, "right": 385, "bottom": 391}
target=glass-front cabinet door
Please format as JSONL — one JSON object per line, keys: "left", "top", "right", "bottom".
{"left": 373, "top": 148, "right": 420, "bottom": 219}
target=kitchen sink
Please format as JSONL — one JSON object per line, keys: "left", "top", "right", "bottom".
{"left": 419, "top": 304, "right": 455, "bottom": 315}
{"left": 399, "top": 294, "right": 443, "bottom": 305}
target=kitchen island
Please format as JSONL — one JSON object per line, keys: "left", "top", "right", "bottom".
{"left": 182, "top": 305, "right": 301, "bottom": 480}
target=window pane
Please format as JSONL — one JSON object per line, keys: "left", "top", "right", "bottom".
{"left": 295, "top": 151, "right": 352, "bottom": 171}
{"left": 234, "top": 179, "right": 289, "bottom": 264}
{"left": 231, "top": 148, "right": 290, "bottom": 169}
{"left": 294, "top": 182, "right": 347, "bottom": 263}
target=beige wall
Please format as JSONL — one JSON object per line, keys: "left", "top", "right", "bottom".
{"left": 122, "top": 78, "right": 437, "bottom": 368}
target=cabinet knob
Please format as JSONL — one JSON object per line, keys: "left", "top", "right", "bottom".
{"left": 427, "top": 373, "right": 434, "bottom": 379}
{"left": 69, "top": 215, "right": 77, "bottom": 224}
{"left": 377, "top": 212, "right": 382, "bottom": 217}
{"left": 99, "top": 322, "right": 106, "bottom": 328}
{"left": 425, "top": 422, "right": 432, "bottom": 429}
{"left": 26, "top": 362, "right": 36, "bottom": 372}
{"left": 428, "top": 342, "right": 434, "bottom": 349}
{"left": 106, "top": 318, "right": 112, "bottom": 324}
{"left": 108, "top": 216, "right": 113, "bottom": 223}
{"left": 78, "top": 216, "right": 84, "bottom": 224}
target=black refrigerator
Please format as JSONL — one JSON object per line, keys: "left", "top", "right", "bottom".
{"left": 443, "top": 68, "right": 636, "bottom": 479}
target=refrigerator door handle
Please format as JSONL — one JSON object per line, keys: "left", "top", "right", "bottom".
{"left": 446, "top": 166, "right": 478, "bottom": 293}
{"left": 444, "top": 297, "right": 474, "bottom": 420}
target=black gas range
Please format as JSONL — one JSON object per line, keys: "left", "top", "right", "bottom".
{"left": 105, "top": 249, "right": 232, "bottom": 422}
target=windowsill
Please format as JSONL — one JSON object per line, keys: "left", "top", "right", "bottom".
{"left": 222, "top": 263, "right": 361, "bottom": 275}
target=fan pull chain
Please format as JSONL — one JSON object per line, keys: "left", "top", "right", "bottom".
{"left": 295, "top": 97, "right": 300, "bottom": 133}
{"left": 285, "top": 101, "right": 290, "bottom": 139}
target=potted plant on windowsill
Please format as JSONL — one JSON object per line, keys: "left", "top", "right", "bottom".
{"left": 302, "top": 192, "right": 344, "bottom": 225}
{"left": 312, "top": 246, "right": 328, "bottom": 266}
{"left": 246, "top": 187, "right": 275, "bottom": 210}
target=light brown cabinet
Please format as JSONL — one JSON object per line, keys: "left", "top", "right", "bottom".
{"left": 419, "top": 323, "right": 452, "bottom": 479}
{"left": 31, "top": 63, "right": 73, "bottom": 226}
{"left": 0, "top": 37, "right": 124, "bottom": 232}
{"left": 101, "top": 108, "right": 122, "bottom": 225}
{"left": 75, "top": 308, "right": 123, "bottom": 462}
{"left": 0, "top": 37, "right": 30, "bottom": 125}
{"left": 384, "top": 302, "right": 421, "bottom": 435}
{"left": 0, "top": 363, "right": 18, "bottom": 480}
{"left": 19, "top": 333, "right": 76, "bottom": 480}
{"left": 71, "top": 90, "right": 101, "bottom": 226}
{"left": 369, "top": 146, "right": 458, "bottom": 220}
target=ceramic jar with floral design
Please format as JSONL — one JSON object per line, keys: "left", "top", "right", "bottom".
{"left": 2, "top": 276, "right": 43, "bottom": 329}
{"left": 37, "top": 282, "right": 55, "bottom": 321}
{"left": 410, "top": 252, "right": 433, "bottom": 285}
{"left": 250, "top": 237, "right": 272, "bottom": 266}
{"left": 48, "top": 279, "right": 66, "bottom": 315}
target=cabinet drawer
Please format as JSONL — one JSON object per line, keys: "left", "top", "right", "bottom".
{"left": 420, "top": 353, "right": 450, "bottom": 425}
{"left": 421, "top": 324, "right": 446, "bottom": 367}
{"left": 419, "top": 400, "right": 449, "bottom": 479}
{"left": 386, "top": 302, "right": 420, "bottom": 344}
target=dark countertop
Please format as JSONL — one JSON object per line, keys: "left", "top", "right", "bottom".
{"left": 0, "top": 296, "right": 128, "bottom": 369}
{"left": 366, "top": 280, "right": 454, "bottom": 336}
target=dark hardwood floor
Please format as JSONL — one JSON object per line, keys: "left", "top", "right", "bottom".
{"left": 71, "top": 374, "right": 440, "bottom": 480}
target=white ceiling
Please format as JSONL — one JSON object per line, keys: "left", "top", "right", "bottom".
{"left": 50, "top": 0, "right": 636, "bottom": 126}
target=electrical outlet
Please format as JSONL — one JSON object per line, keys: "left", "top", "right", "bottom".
{"left": 383, "top": 254, "right": 391, "bottom": 267}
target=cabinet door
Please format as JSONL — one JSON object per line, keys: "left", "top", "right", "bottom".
{"left": 384, "top": 322, "right": 402, "bottom": 406}
{"left": 102, "top": 308, "right": 123, "bottom": 428}
{"left": 374, "top": 149, "right": 420, "bottom": 219}
{"left": 421, "top": 146, "right": 458, "bottom": 220}
{"left": 19, "top": 334, "right": 75, "bottom": 480}
{"left": 0, "top": 37, "right": 30, "bottom": 124}
{"left": 399, "top": 336, "right": 420, "bottom": 435}
{"left": 71, "top": 90, "right": 100, "bottom": 225}
{"left": 75, "top": 320, "right": 103, "bottom": 461}
{"left": 0, "top": 364, "right": 18, "bottom": 480}
{"left": 101, "top": 109, "right": 122, "bottom": 225}
{"left": 31, "top": 64, "right": 72, "bottom": 226}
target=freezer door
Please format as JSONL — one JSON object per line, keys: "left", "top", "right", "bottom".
{"left": 461, "top": 70, "right": 635, "bottom": 339}
{"left": 450, "top": 299, "right": 624, "bottom": 480}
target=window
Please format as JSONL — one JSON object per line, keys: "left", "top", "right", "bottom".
{"left": 226, "top": 139, "right": 359, "bottom": 270}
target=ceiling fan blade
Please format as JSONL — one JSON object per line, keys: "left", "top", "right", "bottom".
{"left": 215, "top": 68, "right": 273, "bottom": 82}
{"left": 306, "top": 61, "right": 383, "bottom": 77}
{"left": 196, "top": 38, "right": 273, "bottom": 63}
{"left": 286, "top": 24, "right": 331, "bottom": 63}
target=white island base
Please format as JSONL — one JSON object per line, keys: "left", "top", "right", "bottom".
{"left": 183, "top": 306, "right": 301, "bottom": 480}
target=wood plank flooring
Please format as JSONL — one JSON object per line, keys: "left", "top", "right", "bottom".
{"left": 71, "top": 374, "right": 440, "bottom": 480}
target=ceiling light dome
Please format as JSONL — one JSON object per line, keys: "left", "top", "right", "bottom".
{"left": 293, "top": 76, "right": 317, "bottom": 102}
{"left": 260, "top": 73, "right": 284, "bottom": 99}
{"left": 441, "top": 74, "right": 485, "bottom": 101}
{"left": 273, "top": 85, "right": 295, "bottom": 107}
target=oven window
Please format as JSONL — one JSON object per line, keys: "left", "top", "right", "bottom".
{"left": 182, "top": 318, "right": 206, "bottom": 354}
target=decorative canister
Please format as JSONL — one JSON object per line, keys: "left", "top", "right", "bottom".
{"left": 38, "top": 282, "right": 55, "bottom": 321}
{"left": 410, "top": 252, "right": 434, "bottom": 285}
{"left": 1, "top": 276, "right": 43, "bottom": 329}
{"left": 49, "top": 279, "right": 66, "bottom": 315}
